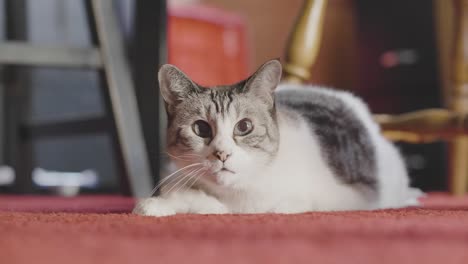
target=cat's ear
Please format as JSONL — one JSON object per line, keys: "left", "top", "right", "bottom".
{"left": 158, "top": 64, "right": 198, "bottom": 105}
{"left": 243, "top": 59, "right": 282, "bottom": 104}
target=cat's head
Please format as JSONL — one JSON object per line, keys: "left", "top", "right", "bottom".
{"left": 158, "top": 59, "right": 282, "bottom": 188}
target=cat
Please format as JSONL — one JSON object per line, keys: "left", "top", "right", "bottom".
{"left": 133, "top": 59, "right": 423, "bottom": 216}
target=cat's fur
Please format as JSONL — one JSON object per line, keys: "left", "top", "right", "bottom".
{"left": 133, "top": 59, "right": 423, "bottom": 216}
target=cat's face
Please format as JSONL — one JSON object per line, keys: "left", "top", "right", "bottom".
{"left": 159, "top": 60, "right": 282, "bottom": 188}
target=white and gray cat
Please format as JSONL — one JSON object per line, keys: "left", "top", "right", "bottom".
{"left": 133, "top": 59, "right": 423, "bottom": 216}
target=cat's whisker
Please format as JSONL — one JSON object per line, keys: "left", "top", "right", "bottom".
{"left": 155, "top": 157, "right": 197, "bottom": 163}
{"left": 183, "top": 169, "right": 205, "bottom": 193}
{"left": 165, "top": 152, "right": 193, "bottom": 161}
{"left": 158, "top": 169, "right": 195, "bottom": 195}
{"left": 176, "top": 155, "right": 203, "bottom": 160}
{"left": 163, "top": 151, "right": 203, "bottom": 158}
{"left": 173, "top": 167, "right": 205, "bottom": 193}
{"left": 177, "top": 168, "right": 206, "bottom": 194}
{"left": 159, "top": 152, "right": 203, "bottom": 162}
{"left": 169, "top": 156, "right": 194, "bottom": 162}
{"left": 155, "top": 167, "right": 201, "bottom": 196}
{"left": 180, "top": 153, "right": 203, "bottom": 157}
{"left": 165, "top": 167, "right": 205, "bottom": 195}
{"left": 150, "top": 163, "right": 202, "bottom": 196}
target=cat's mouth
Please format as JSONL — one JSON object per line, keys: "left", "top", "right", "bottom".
{"left": 218, "top": 167, "right": 235, "bottom": 174}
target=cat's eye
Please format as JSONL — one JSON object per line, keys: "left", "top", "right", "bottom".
{"left": 234, "top": 118, "right": 254, "bottom": 136}
{"left": 192, "top": 120, "right": 212, "bottom": 138}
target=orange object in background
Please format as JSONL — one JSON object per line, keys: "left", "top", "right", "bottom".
{"left": 168, "top": 5, "right": 250, "bottom": 86}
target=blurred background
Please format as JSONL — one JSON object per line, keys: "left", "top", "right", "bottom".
{"left": 0, "top": 0, "right": 465, "bottom": 197}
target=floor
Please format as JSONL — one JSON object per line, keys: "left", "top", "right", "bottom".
{"left": 1, "top": 193, "right": 468, "bottom": 264}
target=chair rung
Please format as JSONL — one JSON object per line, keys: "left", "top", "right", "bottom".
{"left": 21, "top": 117, "right": 110, "bottom": 139}
{"left": 0, "top": 42, "right": 103, "bottom": 68}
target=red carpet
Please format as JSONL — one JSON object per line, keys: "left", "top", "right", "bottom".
{"left": 1, "top": 193, "right": 468, "bottom": 264}
{"left": 0, "top": 195, "right": 134, "bottom": 213}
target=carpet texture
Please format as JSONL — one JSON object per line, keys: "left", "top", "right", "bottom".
{"left": 1, "top": 193, "right": 468, "bottom": 264}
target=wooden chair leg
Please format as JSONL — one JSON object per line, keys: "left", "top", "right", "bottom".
{"left": 449, "top": 0, "right": 468, "bottom": 195}
{"left": 450, "top": 138, "right": 468, "bottom": 195}
{"left": 283, "top": 0, "right": 328, "bottom": 83}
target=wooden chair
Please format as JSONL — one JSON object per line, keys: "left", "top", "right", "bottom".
{"left": 283, "top": 0, "right": 468, "bottom": 195}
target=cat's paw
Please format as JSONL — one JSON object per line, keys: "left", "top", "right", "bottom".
{"left": 132, "top": 197, "right": 176, "bottom": 217}
{"left": 194, "top": 201, "right": 229, "bottom": 215}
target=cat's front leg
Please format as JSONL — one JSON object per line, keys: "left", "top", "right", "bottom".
{"left": 132, "top": 197, "right": 176, "bottom": 216}
{"left": 270, "top": 197, "right": 314, "bottom": 214}
{"left": 132, "top": 189, "right": 229, "bottom": 217}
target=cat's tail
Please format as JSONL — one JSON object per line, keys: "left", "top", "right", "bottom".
{"left": 375, "top": 135, "right": 426, "bottom": 209}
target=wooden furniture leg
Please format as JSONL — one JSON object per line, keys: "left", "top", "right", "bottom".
{"left": 283, "top": 0, "right": 328, "bottom": 83}
{"left": 449, "top": 0, "right": 468, "bottom": 195}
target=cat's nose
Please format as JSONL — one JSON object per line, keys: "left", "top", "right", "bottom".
{"left": 214, "top": 151, "right": 231, "bottom": 162}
